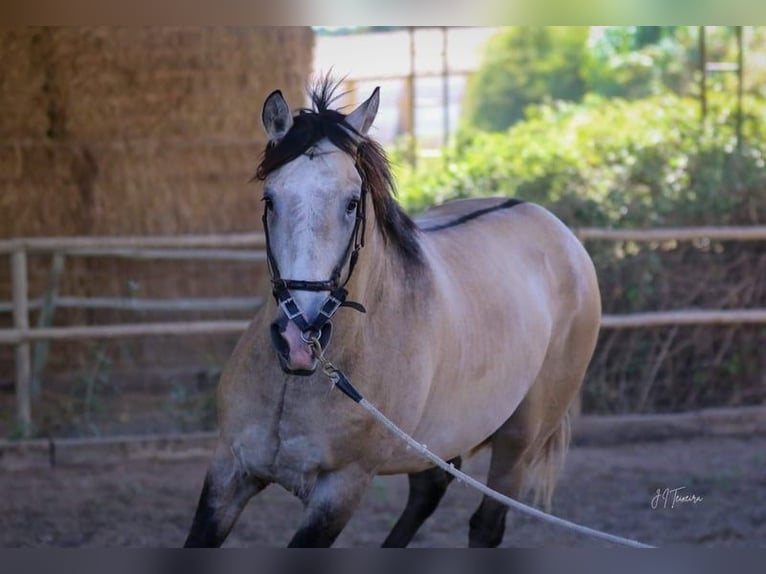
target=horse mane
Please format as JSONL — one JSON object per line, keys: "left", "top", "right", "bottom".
{"left": 254, "top": 78, "right": 422, "bottom": 267}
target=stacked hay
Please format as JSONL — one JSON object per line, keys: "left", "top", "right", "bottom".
{"left": 1, "top": 27, "right": 313, "bottom": 237}
{"left": 0, "top": 27, "right": 314, "bottom": 388}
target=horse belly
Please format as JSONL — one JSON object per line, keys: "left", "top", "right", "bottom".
{"left": 378, "top": 284, "right": 552, "bottom": 473}
{"left": 377, "top": 360, "right": 542, "bottom": 475}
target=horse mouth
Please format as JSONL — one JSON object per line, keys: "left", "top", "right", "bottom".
{"left": 269, "top": 319, "right": 332, "bottom": 377}
{"left": 275, "top": 352, "right": 317, "bottom": 377}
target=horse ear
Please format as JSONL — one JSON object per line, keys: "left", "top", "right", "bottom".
{"left": 262, "top": 90, "right": 294, "bottom": 143}
{"left": 345, "top": 87, "right": 380, "bottom": 136}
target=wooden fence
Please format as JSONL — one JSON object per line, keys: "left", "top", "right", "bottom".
{"left": 2, "top": 225, "right": 766, "bottom": 436}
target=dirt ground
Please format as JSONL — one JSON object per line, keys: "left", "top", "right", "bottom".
{"left": 0, "top": 434, "right": 764, "bottom": 547}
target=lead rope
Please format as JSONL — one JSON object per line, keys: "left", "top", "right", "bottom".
{"left": 309, "top": 337, "right": 655, "bottom": 549}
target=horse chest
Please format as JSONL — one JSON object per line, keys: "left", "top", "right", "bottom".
{"left": 228, "top": 387, "right": 376, "bottom": 493}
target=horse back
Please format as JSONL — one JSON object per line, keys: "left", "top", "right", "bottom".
{"left": 417, "top": 197, "right": 598, "bottom": 322}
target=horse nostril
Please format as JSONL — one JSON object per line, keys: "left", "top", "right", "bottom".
{"left": 270, "top": 321, "right": 290, "bottom": 358}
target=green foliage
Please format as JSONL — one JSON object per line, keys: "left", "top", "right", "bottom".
{"left": 462, "top": 27, "right": 692, "bottom": 133}
{"left": 591, "top": 26, "right": 679, "bottom": 54}
{"left": 461, "top": 26, "right": 762, "bottom": 133}
{"left": 397, "top": 93, "right": 766, "bottom": 229}
{"left": 583, "top": 36, "right": 691, "bottom": 100}
{"left": 462, "top": 27, "right": 590, "bottom": 132}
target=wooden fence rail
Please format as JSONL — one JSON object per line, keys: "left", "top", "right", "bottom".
{"left": 2, "top": 224, "right": 766, "bottom": 254}
{"left": 65, "top": 248, "right": 267, "bottom": 262}
{"left": 0, "top": 320, "right": 250, "bottom": 345}
{"left": 3, "top": 309, "right": 766, "bottom": 346}
{"left": 2, "top": 226, "right": 766, "bottom": 436}
{"left": 0, "top": 233, "right": 267, "bottom": 254}
{"left": 576, "top": 225, "right": 766, "bottom": 242}
{"left": 601, "top": 309, "right": 766, "bottom": 329}
{"left": 0, "top": 296, "right": 264, "bottom": 315}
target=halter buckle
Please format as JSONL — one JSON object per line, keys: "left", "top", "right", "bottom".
{"left": 317, "top": 292, "right": 345, "bottom": 322}
{"left": 278, "top": 296, "right": 304, "bottom": 323}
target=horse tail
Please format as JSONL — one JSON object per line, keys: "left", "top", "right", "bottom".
{"left": 526, "top": 408, "right": 572, "bottom": 512}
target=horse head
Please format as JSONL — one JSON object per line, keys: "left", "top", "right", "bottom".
{"left": 255, "top": 82, "right": 380, "bottom": 375}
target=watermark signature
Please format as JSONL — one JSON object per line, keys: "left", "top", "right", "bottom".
{"left": 651, "top": 486, "right": 704, "bottom": 509}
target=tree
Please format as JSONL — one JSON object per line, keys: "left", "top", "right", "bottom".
{"left": 583, "top": 27, "right": 693, "bottom": 100}
{"left": 634, "top": 26, "right": 678, "bottom": 48}
{"left": 462, "top": 27, "right": 590, "bottom": 132}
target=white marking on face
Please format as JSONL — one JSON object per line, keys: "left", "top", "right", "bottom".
{"left": 263, "top": 141, "right": 363, "bottom": 323}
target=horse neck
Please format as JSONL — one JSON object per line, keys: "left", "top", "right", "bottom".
{"left": 334, "top": 215, "right": 420, "bottom": 347}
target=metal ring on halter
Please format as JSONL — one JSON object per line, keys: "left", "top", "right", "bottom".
{"left": 301, "top": 329, "right": 321, "bottom": 344}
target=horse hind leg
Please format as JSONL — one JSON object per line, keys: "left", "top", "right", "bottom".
{"left": 468, "top": 390, "right": 574, "bottom": 548}
{"left": 467, "top": 402, "right": 538, "bottom": 548}
{"left": 470, "top": 304, "right": 595, "bottom": 547}
{"left": 184, "top": 445, "right": 268, "bottom": 547}
{"left": 381, "top": 456, "right": 463, "bottom": 548}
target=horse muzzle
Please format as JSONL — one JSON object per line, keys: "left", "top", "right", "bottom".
{"left": 269, "top": 317, "right": 333, "bottom": 376}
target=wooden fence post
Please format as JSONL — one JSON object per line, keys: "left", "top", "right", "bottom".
{"left": 31, "top": 252, "right": 66, "bottom": 398}
{"left": 340, "top": 79, "right": 358, "bottom": 112}
{"left": 408, "top": 26, "right": 417, "bottom": 167}
{"left": 11, "top": 247, "right": 32, "bottom": 437}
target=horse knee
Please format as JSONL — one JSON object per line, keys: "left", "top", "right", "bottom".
{"left": 184, "top": 457, "right": 266, "bottom": 548}
{"left": 185, "top": 474, "right": 222, "bottom": 547}
{"left": 288, "top": 501, "right": 352, "bottom": 548}
{"left": 288, "top": 467, "right": 372, "bottom": 548}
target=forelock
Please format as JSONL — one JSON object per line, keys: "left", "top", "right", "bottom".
{"left": 255, "top": 78, "right": 360, "bottom": 181}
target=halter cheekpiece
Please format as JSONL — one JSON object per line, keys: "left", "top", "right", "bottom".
{"left": 262, "top": 156, "right": 368, "bottom": 343}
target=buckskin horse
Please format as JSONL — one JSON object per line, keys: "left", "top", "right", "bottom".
{"left": 184, "top": 79, "right": 601, "bottom": 547}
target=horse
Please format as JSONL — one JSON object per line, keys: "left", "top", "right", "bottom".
{"left": 184, "top": 79, "right": 602, "bottom": 548}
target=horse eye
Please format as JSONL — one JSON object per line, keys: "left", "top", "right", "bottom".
{"left": 346, "top": 198, "right": 359, "bottom": 214}
{"left": 262, "top": 196, "right": 274, "bottom": 212}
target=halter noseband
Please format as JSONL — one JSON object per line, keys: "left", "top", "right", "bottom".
{"left": 262, "top": 161, "right": 368, "bottom": 344}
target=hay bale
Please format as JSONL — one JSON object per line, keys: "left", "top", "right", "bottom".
{"left": 0, "top": 29, "right": 49, "bottom": 139}
{"left": 0, "top": 27, "right": 314, "bottom": 384}
{"left": 34, "top": 27, "right": 313, "bottom": 142}
{"left": 0, "top": 27, "right": 314, "bottom": 239}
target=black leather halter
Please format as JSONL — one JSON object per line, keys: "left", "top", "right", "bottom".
{"left": 262, "top": 165, "right": 368, "bottom": 347}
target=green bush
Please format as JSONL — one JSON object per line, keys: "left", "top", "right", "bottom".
{"left": 461, "top": 27, "right": 693, "bottom": 133}
{"left": 397, "top": 92, "right": 766, "bottom": 229}
{"left": 583, "top": 27, "right": 693, "bottom": 100}
{"left": 461, "top": 27, "right": 590, "bottom": 132}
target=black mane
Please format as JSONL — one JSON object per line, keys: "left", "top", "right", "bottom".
{"left": 255, "top": 78, "right": 422, "bottom": 267}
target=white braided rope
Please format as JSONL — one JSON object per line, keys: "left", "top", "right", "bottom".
{"left": 357, "top": 397, "right": 655, "bottom": 548}
{"left": 311, "top": 336, "right": 654, "bottom": 548}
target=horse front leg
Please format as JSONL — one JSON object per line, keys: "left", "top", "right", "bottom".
{"left": 288, "top": 465, "right": 373, "bottom": 548}
{"left": 184, "top": 445, "right": 268, "bottom": 547}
